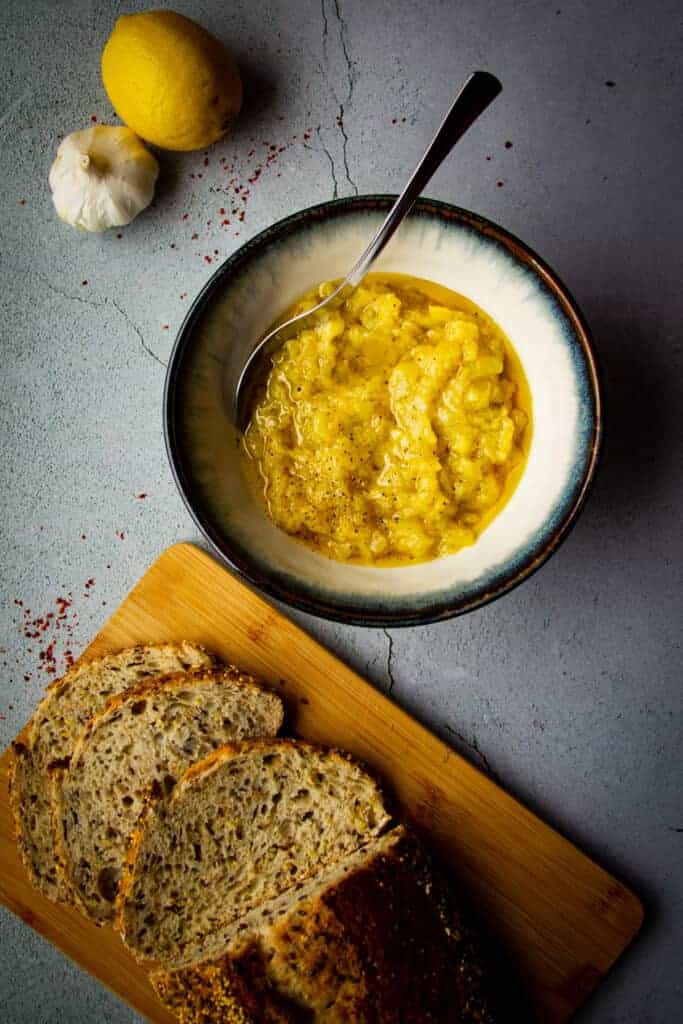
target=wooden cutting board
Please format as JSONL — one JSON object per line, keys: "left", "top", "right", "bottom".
{"left": 0, "top": 542, "right": 642, "bottom": 1022}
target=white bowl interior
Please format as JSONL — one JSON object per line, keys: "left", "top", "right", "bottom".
{"left": 172, "top": 204, "right": 595, "bottom": 618}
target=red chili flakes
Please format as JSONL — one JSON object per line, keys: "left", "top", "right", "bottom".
{"left": 162, "top": 324, "right": 169, "bottom": 330}
{"left": 90, "top": 114, "right": 98, "bottom": 122}
{"left": 181, "top": 213, "right": 189, "bottom": 221}
{"left": 64, "top": 650, "right": 75, "bottom": 668}
{"left": 12, "top": 592, "right": 81, "bottom": 678}
{"left": 115, "top": 530, "right": 125, "bottom": 540}
{"left": 203, "top": 156, "right": 209, "bottom": 167}
{"left": 219, "top": 208, "right": 225, "bottom": 215}
{"left": 136, "top": 492, "right": 148, "bottom": 499}
{"left": 84, "top": 578, "right": 95, "bottom": 589}
{"left": 180, "top": 292, "right": 188, "bottom": 300}
{"left": 303, "top": 130, "right": 312, "bottom": 141}
{"left": 221, "top": 219, "right": 230, "bottom": 226}
{"left": 204, "top": 255, "right": 212, "bottom": 264}
{"left": 39, "top": 641, "right": 57, "bottom": 674}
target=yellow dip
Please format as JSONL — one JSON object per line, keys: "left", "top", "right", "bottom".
{"left": 242, "top": 274, "right": 531, "bottom": 565}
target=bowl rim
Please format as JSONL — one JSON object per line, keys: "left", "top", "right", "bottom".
{"left": 164, "top": 194, "right": 603, "bottom": 628}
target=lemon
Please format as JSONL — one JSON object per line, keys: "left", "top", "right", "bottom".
{"left": 102, "top": 11, "right": 242, "bottom": 152}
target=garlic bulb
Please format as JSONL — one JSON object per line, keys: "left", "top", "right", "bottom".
{"left": 49, "top": 125, "right": 159, "bottom": 232}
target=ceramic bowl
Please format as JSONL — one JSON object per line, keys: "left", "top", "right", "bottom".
{"left": 165, "top": 196, "right": 601, "bottom": 627}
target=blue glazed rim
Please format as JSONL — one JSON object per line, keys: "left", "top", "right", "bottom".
{"left": 164, "top": 195, "right": 603, "bottom": 628}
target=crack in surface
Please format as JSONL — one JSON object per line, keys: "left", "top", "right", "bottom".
{"left": 36, "top": 272, "right": 106, "bottom": 310}
{"left": 444, "top": 723, "right": 498, "bottom": 779}
{"left": 382, "top": 628, "right": 396, "bottom": 695}
{"left": 332, "top": 0, "right": 356, "bottom": 104}
{"left": 34, "top": 270, "right": 167, "bottom": 369}
{"left": 320, "top": 0, "right": 329, "bottom": 61}
{"left": 319, "top": 0, "right": 358, "bottom": 196}
{"left": 315, "top": 127, "right": 339, "bottom": 200}
{"left": 110, "top": 299, "right": 167, "bottom": 369}
{"left": 336, "top": 104, "right": 358, "bottom": 195}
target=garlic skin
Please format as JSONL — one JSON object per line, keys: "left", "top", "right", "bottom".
{"left": 49, "top": 125, "right": 159, "bottom": 232}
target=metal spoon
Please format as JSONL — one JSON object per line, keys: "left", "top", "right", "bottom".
{"left": 236, "top": 70, "right": 502, "bottom": 430}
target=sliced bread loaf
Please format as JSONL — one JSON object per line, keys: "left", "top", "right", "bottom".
{"left": 9, "top": 641, "right": 213, "bottom": 900}
{"left": 116, "top": 739, "right": 391, "bottom": 968}
{"left": 50, "top": 667, "right": 284, "bottom": 924}
{"left": 151, "top": 826, "right": 499, "bottom": 1023}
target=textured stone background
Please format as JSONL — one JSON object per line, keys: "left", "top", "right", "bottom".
{"left": 1, "top": 0, "right": 681, "bottom": 1020}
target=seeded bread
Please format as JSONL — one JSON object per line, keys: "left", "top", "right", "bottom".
{"left": 9, "top": 642, "right": 213, "bottom": 900}
{"left": 50, "top": 667, "right": 284, "bottom": 923}
{"left": 116, "top": 739, "right": 391, "bottom": 968}
{"left": 151, "top": 826, "right": 499, "bottom": 1023}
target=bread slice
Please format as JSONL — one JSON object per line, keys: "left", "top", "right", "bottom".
{"left": 50, "top": 667, "right": 284, "bottom": 924}
{"left": 9, "top": 641, "right": 213, "bottom": 901}
{"left": 116, "top": 739, "right": 391, "bottom": 968}
{"left": 151, "top": 826, "right": 499, "bottom": 1023}
{"left": 151, "top": 835, "right": 400, "bottom": 1024}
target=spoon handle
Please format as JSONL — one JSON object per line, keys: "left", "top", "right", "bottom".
{"left": 346, "top": 71, "right": 502, "bottom": 287}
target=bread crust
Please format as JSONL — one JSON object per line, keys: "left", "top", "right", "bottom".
{"left": 151, "top": 827, "right": 500, "bottom": 1023}
{"left": 50, "top": 666, "right": 283, "bottom": 922}
{"left": 115, "top": 739, "right": 391, "bottom": 966}
{"left": 10, "top": 642, "right": 215, "bottom": 900}
{"left": 177, "top": 738, "right": 375, "bottom": 794}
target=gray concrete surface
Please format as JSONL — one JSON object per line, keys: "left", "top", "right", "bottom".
{"left": 1, "top": 0, "right": 681, "bottom": 1020}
